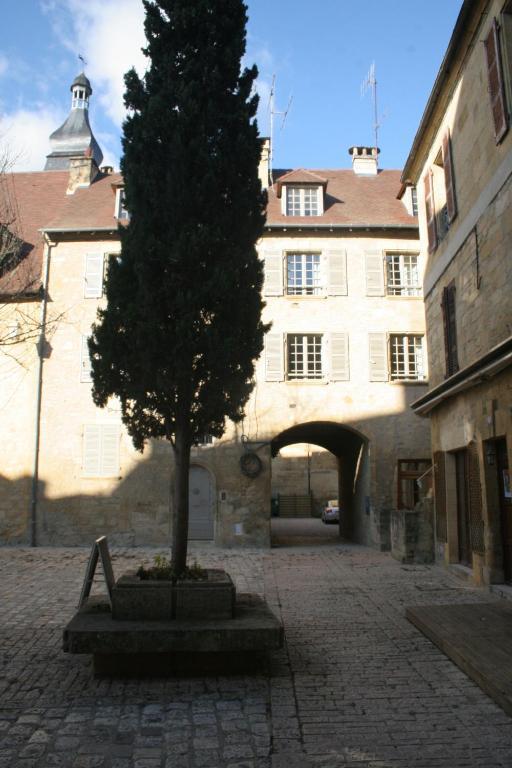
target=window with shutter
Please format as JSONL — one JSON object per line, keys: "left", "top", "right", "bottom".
{"left": 286, "top": 253, "right": 322, "bottom": 295}
{"left": 368, "top": 333, "right": 388, "bottom": 381}
{"left": 80, "top": 335, "right": 92, "bottom": 382}
{"left": 330, "top": 333, "right": 349, "bottom": 381}
{"left": 83, "top": 424, "right": 120, "bottom": 477}
{"left": 326, "top": 250, "right": 347, "bottom": 296}
{"left": 84, "top": 253, "right": 104, "bottom": 299}
{"left": 265, "top": 332, "right": 284, "bottom": 381}
{"left": 263, "top": 250, "right": 284, "bottom": 296}
{"left": 287, "top": 334, "right": 323, "bottom": 379}
{"left": 389, "top": 335, "right": 426, "bottom": 381}
{"left": 484, "top": 18, "right": 509, "bottom": 143}
{"left": 441, "top": 281, "right": 459, "bottom": 377}
{"left": 386, "top": 253, "right": 421, "bottom": 296}
{"left": 442, "top": 131, "right": 457, "bottom": 223}
{"left": 424, "top": 171, "right": 438, "bottom": 253}
{"left": 365, "top": 252, "right": 384, "bottom": 296}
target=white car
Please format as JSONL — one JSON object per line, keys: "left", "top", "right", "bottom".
{"left": 321, "top": 500, "right": 339, "bottom": 524}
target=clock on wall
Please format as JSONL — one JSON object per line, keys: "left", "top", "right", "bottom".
{"left": 240, "top": 452, "right": 263, "bottom": 478}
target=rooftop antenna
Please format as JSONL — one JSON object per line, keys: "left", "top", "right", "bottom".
{"left": 361, "top": 62, "right": 379, "bottom": 151}
{"left": 268, "top": 74, "right": 293, "bottom": 186}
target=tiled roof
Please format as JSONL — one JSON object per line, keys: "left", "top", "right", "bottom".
{"left": 268, "top": 168, "right": 417, "bottom": 228}
{"left": 0, "top": 170, "right": 68, "bottom": 297}
{"left": 2, "top": 165, "right": 417, "bottom": 298}
{"left": 275, "top": 168, "right": 327, "bottom": 197}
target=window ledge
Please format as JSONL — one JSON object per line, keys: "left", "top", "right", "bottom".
{"left": 390, "top": 379, "right": 429, "bottom": 386}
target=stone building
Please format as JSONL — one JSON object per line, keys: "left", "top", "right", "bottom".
{"left": 0, "top": 72, "right": 432, "bottom": 552}
{"left": 404, "top": 0, "right": 512, "bottom": 586}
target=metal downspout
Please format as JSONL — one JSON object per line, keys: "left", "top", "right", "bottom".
{"left": 30, "top": 235, "right": 53, "bottom": 547}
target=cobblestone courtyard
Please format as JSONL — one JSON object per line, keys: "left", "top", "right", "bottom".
{"left": 1, "top": 535, "right": 511, "bottom": 767}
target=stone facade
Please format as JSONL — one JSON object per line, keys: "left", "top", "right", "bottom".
{"left": 405, "top": 0, "right": 512, "bottom": 585}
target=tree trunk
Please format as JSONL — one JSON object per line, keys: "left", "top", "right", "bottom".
{"left": 171, "top": 420, "right": 192, "bottom": 575}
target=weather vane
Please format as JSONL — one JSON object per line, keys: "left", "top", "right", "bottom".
{"left": 78, "top": 54, "right": 88, "bottom": 69}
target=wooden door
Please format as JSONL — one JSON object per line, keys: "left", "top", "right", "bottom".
{"left": 188, "top": 466, "right": 214, "bottom": 540}
{"left": 496, "top": 439, "right": 512, "bottom": 584}
{"left": 455, "top": 450, "right": 471, "bottom": 566}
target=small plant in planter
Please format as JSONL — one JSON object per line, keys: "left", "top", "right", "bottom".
{"left": 136, "top": 555, "right": 207, "bottom": 582}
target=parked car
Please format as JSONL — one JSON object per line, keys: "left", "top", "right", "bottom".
{"left": 321, "top": 500, "right": 339, "bottom": 524}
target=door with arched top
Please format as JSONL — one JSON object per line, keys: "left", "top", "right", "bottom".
{"left": 188, "top": 466, "right": 214, "bottom": 540}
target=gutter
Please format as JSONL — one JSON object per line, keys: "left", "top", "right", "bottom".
{"left": 265, "top": 223, "right": 418, "bottom": 232}
{"left": 30, "top": 234, "right": 54, "bottom": 546}
{"left": 412, "top": 336, "right": 512, "bottom": 416}
{"left": 41, "top": 226, "right": 118, "bottom": 234}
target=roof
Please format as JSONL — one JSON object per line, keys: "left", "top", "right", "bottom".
{"left": 268, "top": 169, "right": 417, "bottom": 229}
{"left": 44, "top": 171, "right": 123, "bottom": 232}
{"left": 275, "top": 168, "right": 327, "bottom": 198}
{"left": 0, "top": 170, "right": 69, "bottom": 298}
{"left": 71, "top": 72, "right": 92, "bottom": 94}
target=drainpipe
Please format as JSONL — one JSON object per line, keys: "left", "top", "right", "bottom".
{"left": 30, "top": 233, "right": 53, "bottom": 547}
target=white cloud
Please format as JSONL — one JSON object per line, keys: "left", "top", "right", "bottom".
{"left": 45, "top": 0, "right": 146, "bottom": 126}
{"left": 0, "top": 107, "right": 64, "bottom": 171}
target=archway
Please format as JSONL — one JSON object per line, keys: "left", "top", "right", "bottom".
{"left": 270, "top": 421, "right": 368, "bottom": 544}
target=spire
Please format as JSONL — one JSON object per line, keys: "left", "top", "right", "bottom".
{"left": 44, "top": 71, "right": 103, "bottom": 171}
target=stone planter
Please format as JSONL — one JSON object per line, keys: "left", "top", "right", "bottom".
{"left": 112, "top": 573, "right": 173, "bottom": 621}
{"left": 111, "top": 569, "right": 236, "bottom": 621}
{"left": 175, "top": 569, "right": 235, "bottom": 620}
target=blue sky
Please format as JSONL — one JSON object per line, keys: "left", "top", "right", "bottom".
{"left": 0, "top": 0, "right": 463, "bottom": 173}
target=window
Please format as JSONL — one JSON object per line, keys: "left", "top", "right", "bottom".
{"left": 285, "top": 186, "right": 320, "bottom": 216}
{"left": 397, "top": 459, "right": 432, "bottom": 509}
{"left": 411, "top": 187, "right": 418, "bottom": 216}
{"left": 286, "top": 253, "right": 322, "bottom": 295}
{"left": 84, "top": 253, "right": 104, "bottom": 298}
{"left": 442, "top": 281, "right": 459, "bottom": 377}
{"left": 80, "top": 335, "right": 92, "bottom": 382}
{"left": 194, "top": 434, "right": 214, "bottom": 446}
{"left": 386, "top": 253, "right": 421, "bottom": 296}
{"left": 287, "top": 334, "right": 323, "bottom": 380}
{"left": 390, "top": 334, "right": 426, "bottom": 381}
{"left": 424, "top": 131, "right": 457, "bottom": 252}
{"left": 82, "top": 424, "right": 120, "bottom": 477}
{"left": 484, "top": 12, "right": 511, "bottom": 143}
{"left": 115, "top": 188, "right": 129, "bottom": 220}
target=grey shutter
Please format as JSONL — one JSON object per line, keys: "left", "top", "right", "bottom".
{"left": 327, "top": 250, "right": 347, "bottom": 295}
{"left": 84, "top": 253, "right": 104, "bottom": 298}
{"left": 265, "top": 332, "right": 284, "bottom": 381}
{"left": 80, "top": 335, "right": 92, "bottom": 382}
{"left": 330, "top": 333, "right": 349, "bottom": 381}
{"left": 442, "top": 131, "right": 457, "bottom": 223}
{"left": 484, "top": 19, "right": 509, "bottom": 143}
{"left": 424, "top": 171, "right": 438, "bottom": 253}
{"left": 369, "top": 333, "right": 388, "bottom": 381}
{"left": 365, "top": 251, "right": 384, "bottom": 296}
{"left": 263, "top": 250, "right": 283, "bottom": 296}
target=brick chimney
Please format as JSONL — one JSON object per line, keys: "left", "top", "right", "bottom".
{"left": 348, "top": 146, "right": 379, "bottom": 176}
{"left": 66, "top": 152, "right": 100, "bottom": 195}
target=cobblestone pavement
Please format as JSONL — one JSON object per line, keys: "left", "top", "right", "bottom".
{"left": 0, "top": 542, "right": 511, "bottom": 768}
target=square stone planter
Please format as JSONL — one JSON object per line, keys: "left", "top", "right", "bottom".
{"left": 111, "top": 569, "right": 236, "bottom": 621}
{"left": 112, "top": 573, "right": 173, "bottom": 621}
{"left": 175, "top": 569, "right": 235, "bottom": 620}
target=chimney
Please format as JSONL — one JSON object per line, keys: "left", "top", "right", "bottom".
{"left": 348, "top": 146, "right": 379, "bottom": 176}
{"left": 66, "top": 153, "right": 100, "bottom": 195}
{"left": 259, "top": 137, "right": 270, "bottom": 190}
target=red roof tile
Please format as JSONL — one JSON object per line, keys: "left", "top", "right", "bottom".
{"left": 268, "top": 169, "right": 417, "bottom": 229}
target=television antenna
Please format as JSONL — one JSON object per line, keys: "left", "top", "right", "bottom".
{"left": 268, "top": 75, "right": 293, "bottom": 186}
{"left": 361, "top": 62, "right": 380, "bottom": 151}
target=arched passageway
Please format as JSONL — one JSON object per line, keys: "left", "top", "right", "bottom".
{"left": 270, "top": 421, "right": 368, "bottom": 544}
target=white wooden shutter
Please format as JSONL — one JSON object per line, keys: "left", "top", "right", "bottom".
{"left": 265, "top": 332, "right": 284, "bottom": 381}
{"left": 84, "top": 253, "right": 104, "bottom": 298}
{"left": 101, "top": 425, "right": 121, "bottom": 477}
{"left": 330, "top": 333, "right": 349, "bottom": 381}
{"left": 365, "top": 251, "right": 384, "bottom": 296}
{"left": 327, "top": 250, "right": 347, "bottom": 296}
{"left": 369, "top": 333, "right": 389, "bottom": 381}
{"left": 83, "top": 424, "right": 120, "bottom": 476}
{"left": 263, "top": 250, "right": 283, "bottom": 296}
{"left": 80, "top": 335, "right": 92, "bottom": 382}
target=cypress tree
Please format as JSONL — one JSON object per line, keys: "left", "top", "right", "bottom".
{"left": 89, "top": 0, "right": 267, "bottom": 574}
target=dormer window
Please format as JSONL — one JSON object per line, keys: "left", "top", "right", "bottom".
{"left": 115, "top": 188, "right": 129, "bottom": 220}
